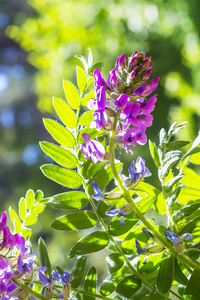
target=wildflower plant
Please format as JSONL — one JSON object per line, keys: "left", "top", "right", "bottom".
{"left": 1, "top": 50, "right": 200, "bottom": 299}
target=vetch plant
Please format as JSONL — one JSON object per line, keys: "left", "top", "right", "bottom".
{"left": 1, "top": 50, "right": 200, "bottom": 299}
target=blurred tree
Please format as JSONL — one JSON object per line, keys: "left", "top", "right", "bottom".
{"left": 5, "top": 0, "right": 200, "bottom": 142}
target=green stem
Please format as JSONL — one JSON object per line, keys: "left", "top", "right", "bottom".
{"left": 109, "top": 128, "right": 200, "bottom": 272}
{"left": 170, "top": 289, "right": 182, "bottom": 300}
{"left": 11, "top": 278, "right": 46, "bottom": 300}
{"left": 72, "top": 288, "right": 114, "bottom": 300}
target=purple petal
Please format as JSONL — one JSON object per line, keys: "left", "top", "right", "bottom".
{"left": 114, "top": 94, "right": 130, "bottom": 109}
{"left": 165, "top": 229, "right": 181, "bottom": 244}
{"left": 135, "top": 240, "right": 148, "bottom": 255}
{"left": 141, "top": 95, "right": 157, "bottom": 115}
{"left": 133, "top": 85, "right": 146, "bottom": 96}
{"left": 128, "top": 161, "right": 136, "bottom": 182}
{"left": 82, "top": 133, "right": 91, "bottom": 143}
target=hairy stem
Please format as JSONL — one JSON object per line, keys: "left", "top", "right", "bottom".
{"left": 11, "top": 278, "right": 46, "bottom": 300}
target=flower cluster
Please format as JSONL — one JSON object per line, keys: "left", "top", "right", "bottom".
{"left": 87, "top": 52, "right": 159, "bottom": 153}
{"left": 0, "top": 212, "right": 37, "bottom": 299}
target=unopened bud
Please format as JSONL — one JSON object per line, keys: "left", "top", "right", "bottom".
{"left": 148, "top": 245, "right": 165, "bottom": 254}
{"left": 62, "top": 283, "right": 70, "bottom": 299}
{"left": 104, "top": 191, "right": 123, "bottom": 200}
{"left": 113, "top": 135, "right": 123, "bottom": 143}
{"left": 9, "top": 288, "right": 21, "bottom": 297}
{"left": 123, "top": 178, "right": 139, "bottom": 189}
{"left": 18, "top": 289, "right": 29, "bottom": 299}
{"left": 104, "top": 123, "right": 114, "bottom": 131}
{"left": 105, "top": 107, "right": 116, "bottom": 117}
{"left": 122, "top": 203, "right": 133, "bottom": 213}
{"left": 44, "top": 288, "right": 54, "bottom": 299}
{"left": 103, "top": 152, "right": 112, "bottom": 161}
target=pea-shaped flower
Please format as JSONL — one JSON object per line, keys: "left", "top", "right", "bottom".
{"left": 81, "top": 133, "right": 105, "bottom": 164}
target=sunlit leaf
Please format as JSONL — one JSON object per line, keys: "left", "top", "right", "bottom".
{"left": 38, "top": 237, "right": 52, "bottom": 278}
{"left": 63, "top": 80, "right": 81, "bottom": 109}
{"left": 166, "top": 140, "right": 190, "bottom": 150}
{"left": 19, "top": 197, "right": 26, "bottom": 221}
{"left": 25, "top": 189, "right": 35, "bottom": 210}
{"left": 149, "top": 140, "right": 160, "bottom": 167}
{"left": 79, "top": 110, "right": 94, "bottom": 126}
{"left": 40, "top": 164, "right": 82, "bottom": 188}
{"left": 25, "top": 214, "right": 38, "bottom": 225}
{"left": 88, "top": 62, "right": 104, "bottom": 76}
{"left": 31, "top": 204, "right": 45, "bottom": 215}
{"left": 53, "top": 97, "right": 77, "bottom": 129}
{"left": 68, "top": 231, "right": 109, "bottom": 258}
{"left": 71, "top": 256, "right": 87, "bottom": 288}
{"left": 35, "top": 190, "right": 44, "bottom": 203}
{"left": 9, "top": 207, "right": 21, "bottom": 233}
{"left": 100, "top": 277, "right": 116, "bottom": 296}
{"left": 51, "top": 211, "right": 97, "bottom": 230}
{"left": 83, "top": 266, "right": 97, "bottom": 300}
{"left": 116, "top": 275, "right": 142, "bottom": 298}
{"left": 40, "top": 142, "right": 78, "bottom": 168}
{"left": 137, "top": 252, "right": 163, "bottom": 274}
{"left": 182, "top": 168, "right": 200, "bottom": 189}
{"left": 49, "top": 191, "right": 89, "bottom": 209}
{"left": 76, "top": 66, "right": 87, "bottom": 93}
{"left": 43, "top": 118, "right": 75, "bottom": 148}
{"left": 82, "top": 91, "right": 95, "bottom": 106}
{"left": 108, "top": 215, "right": 138, "bottom": 237}
{"left": 106, "top": 253, "right": 124, "bottom": 274}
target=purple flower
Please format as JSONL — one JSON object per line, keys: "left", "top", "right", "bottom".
{"left": 165, "top": 229, "right": 193, "bottom": 244}
{"left": 120, "top": 102, "right": 141, "bottom": 125}
{"left": 87, "top": 86, "right": 106, "bottom": 110}
{"left": 135, "top": 240, "right": 149, "bottom": 255}
{"left": 52, "top": 270, "right": 74, "bottom": 285}
{"left": 81, "top": 133, "right": 105, "bottom": 164}
{"left": 39, "top": 272, "right": 55, "bottom": 290}
{"left": 114, "top": 94, "right": 130, "bottom": 109}
{"left": 106, "top": 207, "right": 127, "bottom": 225}
{"left": 123, "top": 157, "right": 151, "bottom": 188}
{"left": 116, "top": 53, "right": 126, "bottom": 69}
{"left": 93, "top": 69, "right": 107, "bottom": 89}
{"left": 17, "top": 252, "right": 36, "bottom": 274}
{"left": 0, "top": 257, "right": 15, "bottom": 285}
{"left": 108, "top": 69, "right": 119, "bottom": 85}
{"left": 121, "top": 125, "right": 147, "bottom": 152}
{"left": 90, "top": 109, "right": 108, "bottom": 131}
{"left": 91, "top": 182, "right": 105, "bottom": 201}
{"left": 0, "top": 212, "right": 7, "bottom": 231}
{"left": 140, "top": 95, "right": 157, "bottom": 115}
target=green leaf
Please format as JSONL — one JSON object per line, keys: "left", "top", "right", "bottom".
{"left": 41, "top": 164, "right": 82, "bottom": 188}
{"left": 179, "top": 146, "right": 200, "bottom": 164}
{"left": 38, "top": 237, "right": 52, "bottom": 277}
{"left": 51, "top": 211, "right": 97, "bottom": 231}
{"left": 182, "top": 168, "right": 200, "bottom": 189}
{"left": 137, "top": 252, "right": 163, "bottom": 274}
{"left": 161, "top": 156, "right": 180, "bottom": 178}
{"left": 184, "top": 269, "right": 200, "bottom": 298}
{"left": 159, "top": 128, "right": 168, "bottom": 148}
{"left": 157, "top": 255, "right": 174, "bottom": 294}
{"left": 69, "top": 231, "right": 109, "bottom": 258}
{"left": 76, "top": 66, "right": 87, "bottom": 93}
{"left": 116, "top": 275, "right": 142, "bottom": 298}
{"left": 82, "top": 91, "right": 95, "bottom": 106}
{"left": 166, "top": 140, "right": 190, "bottom": 150}
{"left": 40, "top": 142, "right": 78, "bottom": 169}
{"left": 77, "top": 127, "right": 99, "bottom": 144}
{"left": 174, "top": 258, "right": 188, "bottom": 285}
{"left": 172, "top": 203, "right": 200, "bottom": 223}
{"left": 43, "top": 118, "right": 75, "bottom": 148}
{"left": 79, "top": 111, "right": 94, "bottom": 126}
{"left": 168, "top": 121, "right": 189, "bottom": 136}
{"left": 163, "top": 175, "right": 184, "bottom": 194}
{"left": 31, "top": 204, "right": 45, "bottom": 215}
{"left": 88, "top": 62, "right": 104, "bottom": 76}
{"left": 149, "top": 140, "right": 160, "bottom": 167}
{"left": 106, "top": 253, "right": 124, "bottom": 274}
{"left": 19, "top": 197, "right": 26, "bottom": 221}
{"left": 26, "top": 189, "right": 35, "bottom": 210}
{"left": 53, "top": 97, "right": 77, "bottom": 129}
{"left": 97, "top": 201, "right": 110, "bottom": 218}
{"left": 9, "top": 207, "right": 21, "bottom": 233}
{"left": 100, "top": 277, "right": 116, "bottom": 296}
{"left": 108, "top": 215, "right": 138, "bottom": 237}
{"left": 135, "top": 195, "right": 155, "bottom": 214}
{"left": 75, "top": 55, "right": 88, "bottom": 72}
{"left": 87, "top": 163, "right": 123, "bottom": 196}
{"left": 137, "top": 182, "right": 166, "bottom": 214}
{"left": 25, "top": 214, "right": 38, "bottom": 225}
{"left": 71, "top": 256, "right": 87, "bottom": 288}
{"left": 81, "top": 161, "right": 106, "bottom": 179}
{"left": 179, "top": 215, "right": 200, "bottom": 235}
{"left": 35, "top": 190, "right": 44, "bottom": 203}
{"left": 178, "top": 188, "right": 200, "bottom": 205}
{"left": 49, "top": 191, "right": 89, "bottom": 209}
{"left": 88, "top": 48, "right": 93, "bottom": 68}
{"left": 63, "top": 80, "right": 81, "bottom": 109}
{"left": 83, "top": 266, "right": 97, "bottom": 300}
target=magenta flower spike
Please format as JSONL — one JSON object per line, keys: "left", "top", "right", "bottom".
{"left": 81, "top": 133, "right": 105, "bottom": 164}
{"left": 121, "top": 125, "right": 147, "bottom": 152}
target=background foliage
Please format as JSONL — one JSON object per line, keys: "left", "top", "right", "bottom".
{"left": 0, "top": 0, "right": 200, "bottom": 278}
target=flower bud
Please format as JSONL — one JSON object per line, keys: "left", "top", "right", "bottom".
{"left": 44, "top": 288, "right": 54, "bottom": 299}
{"left": 148, "top": 245, "right": 165, "bottom": 254}
{"left": 104, "top": 191, "right": 123, "bottom": 200}
{"left": 105, "top": 106, "right": 116, "bottom": 117}
{"left": 62, "top": 283, "right": 70, "bottom": 299}
{"left": 18, "top": 289, "right": 29, "bottom": 299}
{"left": 102, "top": 152, "right": 112, "bottom": 161}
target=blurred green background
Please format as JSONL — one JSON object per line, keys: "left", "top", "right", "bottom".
{"left": 0, "top": 0, "right": 200, "bottom": 272}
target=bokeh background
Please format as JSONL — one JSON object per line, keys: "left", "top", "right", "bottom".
{"left": 0, "top": 0, "right": 200, "bottom": 274}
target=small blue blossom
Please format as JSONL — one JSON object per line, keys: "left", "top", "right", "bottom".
{"left": 106, "top": 207, "right": 127, "bottom": 225}
{"left": 165, "top": 229, "right": 193, "bottom": 244}
{"left": 52, "top": 270, "right": 74, "bottom": 285}
{"left": 91, "top": 182, "right": 105, "bottom": 201}
{"left": 135, "top": 240, "right": 149, "bottom": 255}
{"left": 142, "top": 227, "right": 155, "bottom": 239}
